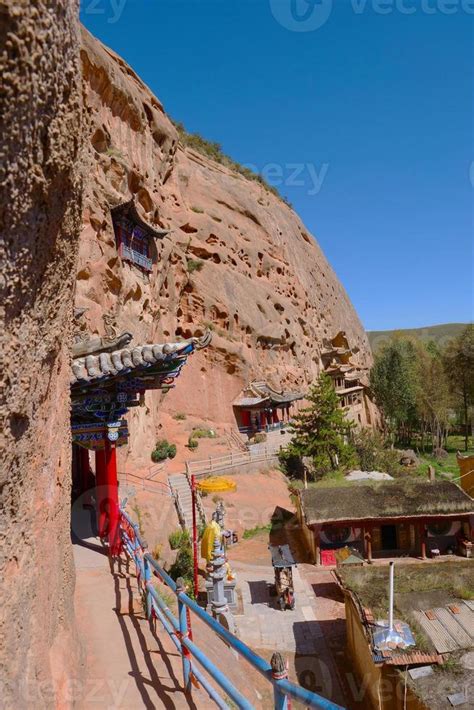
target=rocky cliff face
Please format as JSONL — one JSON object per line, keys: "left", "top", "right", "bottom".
{"left": 77, "top": 28, "right": 372, "bottom": 466}
{"left": 0, "top": 1, "right": 82, "bottom": 705}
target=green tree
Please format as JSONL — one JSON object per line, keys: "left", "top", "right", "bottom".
{"left": 281, "top": 372, "right": 355, "bottom": 478}
{"left": 415, "top": 341, "right": 452, "bottom": 451}
{"left": 444, "top": 324, "right": 474, "bottom": 451}
{"left": 370, "top": 338, "right": 419, "bottom": 444}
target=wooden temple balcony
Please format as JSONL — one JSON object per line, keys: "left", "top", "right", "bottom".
{"left": 119, "top": 242, "right": 153, "bottom": 271}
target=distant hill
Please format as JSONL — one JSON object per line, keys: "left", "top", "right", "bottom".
{"left": 367, "top": 323, "right": 469, "bottom": 353}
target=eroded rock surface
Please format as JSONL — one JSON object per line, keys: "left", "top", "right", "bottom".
{"left": 0, "top": 2, "right": 82, "bottom": 705}
{"left": 77, "top": 28, "right": 373, "bottom": 467}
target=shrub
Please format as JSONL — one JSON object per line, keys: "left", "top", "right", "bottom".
{"left": 278, "top": 449, "right": 304, "bottom": 478}
{"left": 151, "top": 439, "right": 177, "bottom": 462}
{"left": 152, "top": 543, "right": 163, "bottom": 559}
{"left": 168, "top": 529, "right": 190, "bottom": 550}
{"left": 250, "top": 432, "right": 267, "bottom": 444}
{"left": 131, "top": 503, "right": 145, "bottom": 536}
{"left": 173, "top": 412, "right": 187, "bottom": 421}
{"left": 188, "top": 436, "right": 199, "bottom": 450}
{"left": 353, "top": 430, "right": 403, "bottom": 477}
{"left": 187, "top": 259, "right": 204, "bottom": 273}
{"left": 192, "top": 427, "right": 216, "bottom": 439}
{"left": 190, "top": 206, "right": 204, "bottom": 213}
{"left": 168, "top": 530, "right": 193, "bottom": 588}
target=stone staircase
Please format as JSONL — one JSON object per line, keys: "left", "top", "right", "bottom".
{"left": 168, "top": 473, "right": 206, "bottom": 531}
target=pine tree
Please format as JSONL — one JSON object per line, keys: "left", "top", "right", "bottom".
{"left": 281, "top": 372, "right": 355, "bottom": 478}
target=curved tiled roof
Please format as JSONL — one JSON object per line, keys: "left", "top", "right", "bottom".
{"left": 233, "top": 380, "right": 303, "bottom": 407}
{"left": 71, "top": 332, "right": 211, "bottom": 385}
{"left": 110, "top": 198, "right": 169, "bottom": 240}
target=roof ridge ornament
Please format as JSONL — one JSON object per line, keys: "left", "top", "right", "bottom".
{"left": 71, "top": 331, "right": 212, "bottom": 385}
{"left": 71, "top": 331, "right": 134, "bottom": 358}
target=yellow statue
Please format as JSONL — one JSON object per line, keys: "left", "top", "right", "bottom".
{"left": 200, "top": 519, "right": 221, "bottom": 563}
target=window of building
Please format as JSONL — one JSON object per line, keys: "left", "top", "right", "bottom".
{"left": 324, "top": 526, "right": 352, "bottom": 544}
{"left": 110, "top": 200, "right": 168, "bottom": 273}
{"left": 427, "top": 521, "right": 452, "bottom": 537}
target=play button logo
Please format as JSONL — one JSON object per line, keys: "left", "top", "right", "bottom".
{"left": 270, "top": 0, "right": 333, "bottom": 32}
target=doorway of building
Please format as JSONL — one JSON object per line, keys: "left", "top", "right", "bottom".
{"left": 381, "top": 524, "right": 397, "bottom": 550}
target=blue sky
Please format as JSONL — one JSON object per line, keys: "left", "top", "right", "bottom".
{"left": 81, "top": 0, "right": 473, "bottom": 330}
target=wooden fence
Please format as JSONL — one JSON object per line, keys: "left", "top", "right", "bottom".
{"left": 118, "top": 470, "right": 172, "bottom": 496}
{"left": 185, "top": 445, "right": 281, "bottom": 479}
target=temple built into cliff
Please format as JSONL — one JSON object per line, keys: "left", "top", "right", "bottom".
{"left": 111, "top": 199, "right": 168, "bottom": 272}
{"left": 70, "top": 328, "right": 211, "bottom": 552}
{"left": 322, "top": 331, "right": 377, "bottom": 427}
{"left": 233, "top": 380, "right": 303, "bottom": 435}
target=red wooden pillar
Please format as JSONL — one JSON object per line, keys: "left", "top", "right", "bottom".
{"left": 95, "top": 448, "right": 108, "bottom": 539}
{"left": 104, "top": 438, "right": 120, "bottom": 555}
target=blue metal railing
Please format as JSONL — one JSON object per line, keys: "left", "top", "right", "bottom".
{"left": 119, "top": 508, "right": 345, "bottom": 710}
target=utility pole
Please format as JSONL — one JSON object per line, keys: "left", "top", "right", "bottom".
{"left": 191, "top": 473, "right": 199, "bottom": 598}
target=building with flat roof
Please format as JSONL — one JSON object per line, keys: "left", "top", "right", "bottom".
{"left": 296, "top": 479, "right": 473, "bottom": 565}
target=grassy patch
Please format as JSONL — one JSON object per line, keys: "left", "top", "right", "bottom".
{"left": 243, "top": 523, "right": 272, "bottom": 539}
{"left": 191, "top": 427, "right": 216, "bottom": 440}
{"left": 168, "top": 529, "right": 190, "bottom": 550}
{"left": 188, "top": 426, "right": 216, "bottom": 450}
{"left": 106, "top": 146, "right": 125, "bottom": 160}
{"left": 130, "top": 503, "right": 147, "bottom": 537}
{"left": 172, "top": 119, "right": 292, "bottom": 207}
{"left": 186, "top": 259, "right": 204, "bottom": 273}
{"left": 414, "top": 435, "right": 474, "bottom": 479}
{"left": 339, "top": 562, "right": 474, "bottom": 619}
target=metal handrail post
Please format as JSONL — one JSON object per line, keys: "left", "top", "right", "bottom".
{"left": 176, "top": 577, "right": 191, "bottom": 693}
{"left": 144, "top": 552, "right": 152, "bottom": 620}
{"left": 271, "top": 653, "right": 288, "bottom": 710}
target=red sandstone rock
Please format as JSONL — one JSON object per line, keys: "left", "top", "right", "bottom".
{"left": 1, "top": 2, "right": 83, "bottom": 705}
{"left": 77, "top": 28, "right": 373, "bottom": 469}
